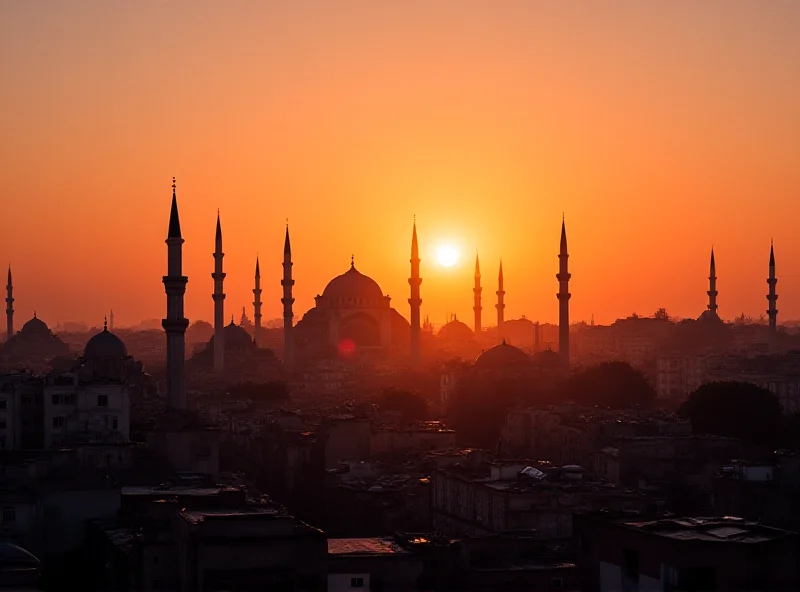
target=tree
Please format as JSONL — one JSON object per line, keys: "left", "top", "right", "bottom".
{"left": 563, "top": 362, "right": 655, "bottom": 409}
{"left": 653, "top": 308, "right": 670, "bottom": 320}
{"left": 379, "top": 388, "right": 428, "bottom": 421}
{"left": 679, "top": 381, "right": 782, "bottom": 445}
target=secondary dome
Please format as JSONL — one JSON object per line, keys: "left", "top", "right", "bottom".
{"left": 84, "top": 326, "right": 128, "bottom": 359}
{"left": 438, "top": 319, "right": 474, "bottom": 342}
{"left": 322, "top": 265, "right": 385, "bottom": 302}
{"left": 207, "top": 320, "right": 254, "bottom": 350}
{"left": 474, "top": 341, "right": 530, "bottom": 372}
{"left": 21, "top": 315, "right": 50, "bottom": 336}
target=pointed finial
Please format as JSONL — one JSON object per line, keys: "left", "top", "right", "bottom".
{"left": 33, "top": 310, "right": 36, "bottom": 318}
{"left": 351, "top": 254, "right": 355, "bottom": 269}
{"left": 104, "top": 315, "right": 108, "bottom": 331}
{"left": 172, "top": 176, "right": 176, "bottom": 192}
{"left": 230, "top": 314, "right": 234, "bottom": 325}
{"left": 562, "top": 212, "right": 565, "bottom": 222}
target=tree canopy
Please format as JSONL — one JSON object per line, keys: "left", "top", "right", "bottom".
{"left": 679, "top": 381, "right": 782, "bottom": 445}
{"left": 562, "top": 361, "right": 655, "bottom": 409}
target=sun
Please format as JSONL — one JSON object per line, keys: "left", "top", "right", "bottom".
{"left": 435, "top": 243, "right": 460, "bottom": 267}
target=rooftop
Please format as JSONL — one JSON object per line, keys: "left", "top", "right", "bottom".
{"left": 619, "top": 516, "right": 791, "bottom": 543}
{"left": 180, "top": 505, "right": 282, "bottom": 524}
{"left": 328, "top": 537, "right": 411, "bottom": 556}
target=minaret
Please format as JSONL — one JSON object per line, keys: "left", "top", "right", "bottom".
{"left": 253, "top": 256, "right": 262, "bottom": 346}
{"left": 557, "top": 217, "right": 571, "bottom": 365}
{"left": 473, "top": 254, "right": 482, "bottom": 335}
{"left": 767, "top": 242, "right": 778, "bottom": 350}
{"left": 212, "top": 211, "right": 226, "bottom": 372}
{"left": 707, "top": 248, "right": 718, "bottom": 316}
{"left": 5, "top": 266, "right": 13, "bottom": 341}
{"left": 496, "top": 260, "right": 505, "bottom": 342}
{"left": 109, "top": 309, "right": 115, "bottom": 331}
{"left": 408, "top": 220, "right": 422, "bottom": 368}
{"left": 162, "top": 178, "right": 189, "bottom": 410}
{"left": 281, "top": 224, "right": 295, "bottom": 371}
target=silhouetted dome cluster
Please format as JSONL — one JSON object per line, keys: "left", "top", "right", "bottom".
{"left": 438, "top": 319, "right": 474, "bottom": 342}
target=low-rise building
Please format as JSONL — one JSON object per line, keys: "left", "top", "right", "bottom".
{"left": 574, "top": 511, "right": 799, "bottom": 592}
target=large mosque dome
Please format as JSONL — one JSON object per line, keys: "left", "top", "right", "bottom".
{"left": 21, "top": 315, "right": 50, "bottom": 337}
{"left": 321, "top": 265, "right": 385, "bottom": 303}
{"left": 474, "top": 341, "right": 530, "bottom": 372}
{"left": 84, "top": 326, "right": 128, "bottom": 359}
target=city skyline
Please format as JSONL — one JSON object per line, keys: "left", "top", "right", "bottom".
{"left": 2, "top": 1, "right": 799, "bottom": 325}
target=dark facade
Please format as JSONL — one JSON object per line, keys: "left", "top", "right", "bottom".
{"left": 574, "top": 511, "right": 799, "bottom": 592}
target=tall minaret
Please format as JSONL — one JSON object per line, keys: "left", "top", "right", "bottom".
{"left": 162, "top": 178, "right": 189, "bottom": 411}
{"left": 109, "top": 309, "right": 115, "bottom": 331}
{"left": 557, "top": 217, "right": 571, "bottom": 365}
{"left": 767, "top": 242, "right": 778, "bottom": 350}
{"left": 253, "top": 256, "right": 263, "bottom": 346}
{"left": 473, "top": 254, "right": 482, "bottom": 335}
{"left": 707, "top": 248, "right": 718, "bottom": 316}
{"left": 212, "top": 211, "right": 226, "bottom": 372}
{"left": 408, "top": 220, "right": 422, "bottom": 369}
{"left": 281, "top": 224, "right": 295, "bottom": 371}
{"left": 496, "top": 260, "right": 505, "bottom": 342}
{"left": 5, "top": 266, "right": 13, "bottom": 341}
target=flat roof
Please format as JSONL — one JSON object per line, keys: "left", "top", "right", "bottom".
{"left": 180, "top": 507, "right": 281, "bottom": 524}
{"left": 122, "top": 486, "right": 224, "bottom": 497}
{"left": 328, "top": 538, "right": 411, "bottom": 556}
{"left": 620, "top": 517, "right": 790, "bottom": 544}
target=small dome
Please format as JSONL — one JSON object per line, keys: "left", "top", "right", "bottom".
{"left": 438, "top": 319, "right": 474, "bottom": 342}
{"left": 532, "top": 348, "right": 562, "bottom": 366}
{"left": 0, "top": 542, "right": 40, "bottom": 565}
{"left": 208, "top": 320, "right": 254, "bottom": 350}
{"left": 21, "top": 315, "right": 50, "bottom": 336}
{"left": 474, "top": 341, "right": 530, "bottom": 372}
{"left": 322, "top": 265, "right": 385, "bottom": 302}
{"left": 84, "top": 327, "right": 128, "bottom": 359}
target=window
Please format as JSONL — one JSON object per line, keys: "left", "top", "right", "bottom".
{"left": 21, "top": 395, "right": 32, "bottom": 405}
{"left": 65, "top": 394, "right": 75, "bottom": 405}
{"left": 112, "top": 417, "right": 118, "bottom": 430}
{"left": 2, "top": 507, "right": 15, "bottom": 524}
{"left": 551, "top": 577, "right": 564, "bottom": 589}
{"left": 52, "top": 416, "right": 64, "bottom": 428}
{"left": 51, "top": 394, "right": 60, "bottom": 405}
{"left": 350, "top": 578, "right": 365, "bottom": 588}
{"left": 97, "top": 395, "right": 108, "bottom": 407}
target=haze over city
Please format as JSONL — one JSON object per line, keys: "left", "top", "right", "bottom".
{"left": 2, "top": 1, "right": 800, "bottom": 327}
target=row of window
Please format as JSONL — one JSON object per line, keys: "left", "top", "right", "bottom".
{"left": 52, "top": 394, "right": 109, "bottom": 407}
{"left": 52, "top": 416, "right": 119, "bottom": 430}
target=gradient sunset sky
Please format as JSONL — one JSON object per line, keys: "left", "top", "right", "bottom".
{"left": 2, "top": 1, "right": 799, "bottom": 328}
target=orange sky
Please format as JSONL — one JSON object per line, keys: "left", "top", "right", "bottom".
{"left": 2, "top": 1, "right": 799, "bottom": 328}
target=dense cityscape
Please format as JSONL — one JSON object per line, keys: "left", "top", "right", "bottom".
{"left": 4, "top": 2, "right": 800, "bottom": 591}
{"left": 1, "top": 178, "right": 800, "bottom": 590}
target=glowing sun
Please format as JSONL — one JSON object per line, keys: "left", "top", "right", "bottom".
{"left": 435, "top": 244, "right": 460, "bottom": 267}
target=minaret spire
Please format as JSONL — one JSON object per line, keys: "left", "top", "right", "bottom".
{"left": 212, "top": 210, "right": 226, "bottom": 372}
{"left": 5, "top": 265, "right": 13, "bottom": 341}
{"left": 162, "top": 177, "right": 189, "bottom": 410}
{"left": 408, "top": 219, "right": 422, "bottom": 369}
{"left": 109, "top": 309, "right": 114, "bottom": 331}
{"left": 496, "top": 259, "right": 505, "bottom": 342}
{"left": 557, "top": 217, "right": 571, "bottom": 365}
{"left": 282, "top": 224, "right": 295, "bottom": 371}
{"left": 767, "top": 242, "right": 778, "bottom": 352}
{"left": 707, "top": 247, "right": 718, "bottom": 316}
{"left": 473, "top": 254, "right": 482, "bottom": 335}
{"left": 253, "top": 256, "right": 263, "bottom": 346}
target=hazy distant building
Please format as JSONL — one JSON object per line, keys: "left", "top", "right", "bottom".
{"left": 1, "top": 314, "right": 70, "bottom": 369}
